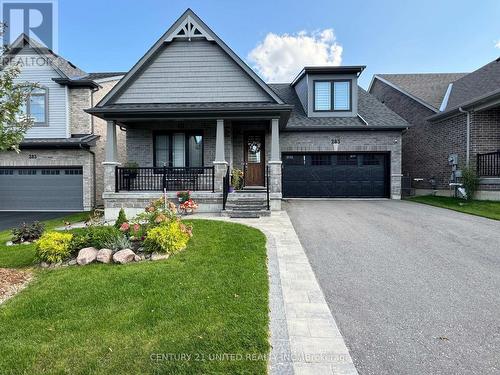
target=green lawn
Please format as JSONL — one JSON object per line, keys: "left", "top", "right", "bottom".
{"left": 0, "top": 212, "right": 90, "bottom": 268}
{"left": 0, "top": 219, "right": 269, "bottom": 374}
{"left": 407, "top": 195, "right": 500, "bottom": 220}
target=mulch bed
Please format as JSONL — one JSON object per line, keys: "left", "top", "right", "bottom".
{"left": 0, "top": 268, "right": 32, "bottom": 305}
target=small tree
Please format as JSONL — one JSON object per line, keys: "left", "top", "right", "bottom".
{"left": 114, "top": 208, "right": 128, "bottom": 229}
{"left": 0, "top": 23, "right": 35, "bottom": 152}
{"left": 462, "top": 166, "right": 479, "bottom": 201}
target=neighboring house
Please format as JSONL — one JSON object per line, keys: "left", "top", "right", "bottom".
{"left": 369, "top": 60, "right": 500, "bottom": 200}
{"left": 87, "top": 9, "right": 408, "bottom": 220}
{"left": 0, "top": 34, "right": 126, "bottom": 211}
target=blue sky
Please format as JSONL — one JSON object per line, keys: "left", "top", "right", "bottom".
{"left": 56, "top": 0, "right": 500, "bottom": 88}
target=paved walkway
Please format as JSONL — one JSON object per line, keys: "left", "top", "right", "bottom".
{"left": 213, "top": 212, "right": 358, "bottom": 375}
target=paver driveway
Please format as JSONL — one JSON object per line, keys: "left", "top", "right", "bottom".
{"left": 285, "top": 199, "right": 500, "bottom": 375}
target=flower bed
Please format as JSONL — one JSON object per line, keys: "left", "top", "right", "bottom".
{"left": 33, "top": 197, "right": 193, "bottom": 268}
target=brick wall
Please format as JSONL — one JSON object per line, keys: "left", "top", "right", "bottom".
{"left": 370, "top": 79, "right": 467, "bottom": 190}
{"left": 69, "top": 88, "right": 92, "bottom": 135}
{"left": 370, "top": 79, "right": 500, "bottom": 192}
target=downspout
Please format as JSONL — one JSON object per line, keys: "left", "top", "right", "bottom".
{"left": 458, "top": 107, "right": 471, "bottom": 167}
{"left": 80, "top": 144, "right": 97, "bottom": 209}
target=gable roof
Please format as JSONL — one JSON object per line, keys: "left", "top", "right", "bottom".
{"left": 269, "top": 84, "right": 409, "bottom": 130}
{"left": 96, "top": 9, "right": 284, "bottom": 107}
{"left": 371, "top": 73, "right": 467, "bottom": 111}
{"left": 2, "top": 33, "right": 87, "bottom": 79}
{"left": 445, "top": 57, "right": 500, "bottom": 109}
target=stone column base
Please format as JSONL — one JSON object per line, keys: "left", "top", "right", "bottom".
{"left": 268, "top": 161, "right": 282, "bottom": 194}
{"left": 103, "top": 162, "right": 120, "bottom": 194}
{"left": 213, "top": 161, "right": 228, "bottom": 192}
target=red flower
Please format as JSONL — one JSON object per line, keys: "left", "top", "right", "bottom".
{"left": 119, "top": 222, "right": 130, "bottom": 231}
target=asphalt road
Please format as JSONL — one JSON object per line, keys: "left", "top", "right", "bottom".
{"left": 285, "top": 199, "right": 500, "bottom": 375}
{"left": 0, "top": 212, "right": 72, "bottom": 231}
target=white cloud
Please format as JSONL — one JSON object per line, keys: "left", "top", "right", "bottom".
{"left": 495, "top": 40, "right": 500, "bottom": 49}
{"left": 248, "top": 29, "right": 343, "bottom": 83}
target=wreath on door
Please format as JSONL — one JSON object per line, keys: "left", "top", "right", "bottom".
{"left": 248, "top": 141, "right": 261, "bottom": 154}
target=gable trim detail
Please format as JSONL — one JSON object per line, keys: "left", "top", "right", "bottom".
{"left": 96, "top": 9, "right": 284, "bottom": 107}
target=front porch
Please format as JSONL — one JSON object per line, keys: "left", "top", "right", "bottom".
{"left": 101, "top": 117, "right": 284, "bottom": 220}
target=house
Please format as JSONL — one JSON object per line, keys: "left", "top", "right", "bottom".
{"left": 87, "top": 9, "right": 408, "bottom": 220}
{"left": 0, "top": 34, "right": 126, "bottom": 211}
{"left": 369, "top": 59, "right": 500, "bottom": 200}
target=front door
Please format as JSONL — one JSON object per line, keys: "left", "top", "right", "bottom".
{"left": 244, "top": 133, "right": 265, "bottom": 186}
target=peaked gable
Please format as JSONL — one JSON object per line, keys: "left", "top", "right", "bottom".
{"left": 99, "top": 9, "right": 283, "bottom": 106}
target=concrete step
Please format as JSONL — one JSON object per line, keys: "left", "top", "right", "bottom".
{"left": 221, "top": 209, "right": 271, "bottom": 218}
{"left": 227, "top": 195, "right": 267, "bottom": 201}
{"left": 227, "top": 206, "right": 267, "bottom": 211}
{"left": 226, "top": 200, "right": 267, "bottom": 206}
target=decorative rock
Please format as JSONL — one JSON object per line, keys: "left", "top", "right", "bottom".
{"left": 96, "top": 248, "right": 113, "bottom": 264}
{"left": 40, "top": 262, "right": 50, "bottom": 268}
{"left": 113, "top": 249, "right": 136, "bottom": 264}
{"left": 5, "top": 241, "right": 14, "bottom": 246}
{"left": 77, "top": 247, "right": 98, "bottom": 265}
{"left": 150, "top": 252, "right": 170, "bottom": 261}
{"left": 134, "top": 254, "right": 141, "bottom": 262}
{"left": 68, "top": 259, "right": 77, "bottom": 266}
{"left": 22, "top": 241, "right": 31, "bottom": 245}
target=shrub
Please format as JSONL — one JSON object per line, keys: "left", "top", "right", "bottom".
{"left": 143, "top": 220, "right": 190, "bottom": 254}
{"left": 462, "top": 167, "right": 479, "bottom": 200}
{"left": 36, "top": 232, "right": 73, "bottom": 263}
{"left": 89, "top": 226, "right": 122, "bottom": 248}
{"left": 11, "top": 221, "right": 45, "bottom": 243}
{"left": 114, "top": 208, "right": 128, "bottom": 229}
{"left": 69, "top": 231, "right": 92, "bottom": 254}
{"left": 133, "top": 197, "right": 177, "bottom": 231}
{"left": 231, "top": 168, "right": 244, "bottom": 190}
{"left": 176, "top": 190, "right": 191, "bottom": 203}
{"left": 102, "top": 232, "right": 131, "bottom": 251}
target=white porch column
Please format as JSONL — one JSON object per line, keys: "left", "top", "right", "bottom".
{"left": 213, "top": 119, "right": 228, "bottom": 192}
{"left": 268, "top": 118, "right": 282, "bottom": 203}
{"left": 103, "top": 120, "right": 120, "bottom": 193}
{"left": 215, "top": 119, "right": 226, "bottom": 162}
{"left": 270, "top": 118, "right": 280, "bottom": 162}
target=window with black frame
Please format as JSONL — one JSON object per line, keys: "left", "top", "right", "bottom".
{"left": 154, "top": 132, "right": 203, "bottom": 168}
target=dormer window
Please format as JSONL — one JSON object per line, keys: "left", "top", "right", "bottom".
{"left": 313, "top": 80, "right": 351, "bottom": 112}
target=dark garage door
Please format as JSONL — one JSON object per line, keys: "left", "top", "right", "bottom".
{"left": 0, "top": 167, "right": 84, "bottom": 211}
{"left": 283, "top": 153, "right": 389, "bottom": 198}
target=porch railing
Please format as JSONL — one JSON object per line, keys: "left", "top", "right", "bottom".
{"left": 266, "top": 165, "right": 270, "bottom": 210}
{"left": 222, "top": 166, "right": 230, "bottom": 210}
{"left": 115, "top": 166, "right": 215, "bottom": 192}
{"left": 477, "top": 151, "right": 500, "bottom": 177}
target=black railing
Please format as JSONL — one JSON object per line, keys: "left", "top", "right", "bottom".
{"left": 222, "top": 166, "right": 230, "bottom": 210}
{"left": 266, "top": 165, "right": 270, "bottom": 210}
{"left": 477, "top": 151, "right": 500, "bottom": 177}
{"left": 115, "top": 166, "right": 215, "bottom": 192}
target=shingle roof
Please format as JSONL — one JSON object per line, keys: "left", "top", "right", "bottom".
{"left": 85, "top": 72, "right": 126, "bottom": 80}
{"left": 445, "top": 58, "right": 500, "bottom": 109}
{"left": 377, "top": 73, "right": 467, "bottom": 109}
{"left": 268, "top": 84, "right": 409, "bottom": 129}
{"left": 2, "top": 34, "right": 87, "bottom": 79}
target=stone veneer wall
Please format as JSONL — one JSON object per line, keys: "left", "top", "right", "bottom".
{"left": 279, "top": 130, "right": 403, "bottom": 199}
{"left": 0, "top": 149, "right": 94, "bottom": 210}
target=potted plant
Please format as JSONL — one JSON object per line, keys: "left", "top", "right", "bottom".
{"left": 231, "top": 168, "right": 244, "bottom": 191}
{"left": 179, "top": 198, "right": 199, "bottom": 215}
{"left": 177, "top": 190, "right": 191, "bottom": 203}
{"left": 123, "top": 161, "right": 139, "bottom": 179}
